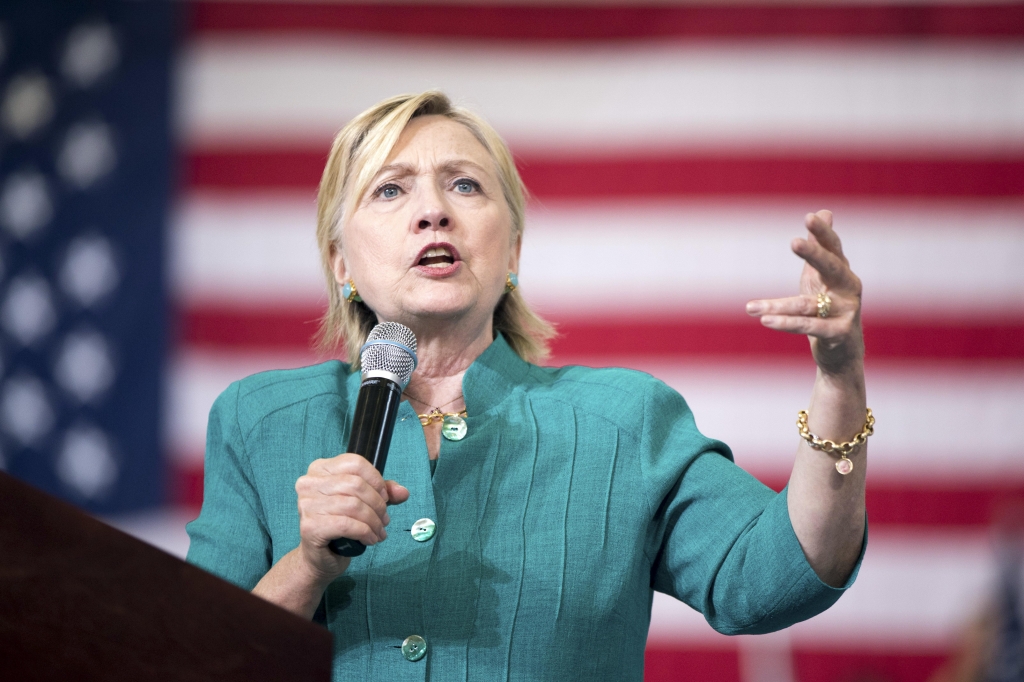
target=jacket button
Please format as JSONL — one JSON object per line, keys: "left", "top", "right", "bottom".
{"left": 402, "top": 634, "right": 427, "bottom": 662}
{"left": 410, "top": 518, "right": 436, "bottom": 542}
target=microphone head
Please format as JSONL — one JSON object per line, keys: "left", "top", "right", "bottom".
{"left": 360, "top": 322, "right": 418, "bottom": 386}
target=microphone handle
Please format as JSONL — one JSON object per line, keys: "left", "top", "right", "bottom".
{"left": 328, "top": 376, "right": 403, "bottom": 557}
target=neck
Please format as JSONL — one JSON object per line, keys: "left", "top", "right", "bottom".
{"left": 400, "top": 315, "right": 494, "bottom": 412}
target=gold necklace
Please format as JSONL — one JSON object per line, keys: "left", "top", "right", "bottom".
{"left": 405, "top": 392, "right": 469, "bottom": 441}
{"left": 417, "top": 408, "right": 468, "bottom": 427}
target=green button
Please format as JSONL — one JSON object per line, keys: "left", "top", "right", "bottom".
{"left": 402, "top": 635, "right": 427, "bottom": 662}
{"left": 411, "top": 518, "right": 436, "bottom": 542}
{"left": 441, "top": 414, "right": 467, "bottom": 441}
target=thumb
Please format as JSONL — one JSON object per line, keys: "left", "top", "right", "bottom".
{"left": 385, "top": 480, "right": 410, "bottom": 505}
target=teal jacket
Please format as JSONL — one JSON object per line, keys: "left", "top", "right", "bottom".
{"left": 186, "top": 334, "right": 862, "bottom": 681}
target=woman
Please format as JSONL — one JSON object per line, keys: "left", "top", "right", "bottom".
{"left": 186, "top": 91, "right": 870, "bottom": 679}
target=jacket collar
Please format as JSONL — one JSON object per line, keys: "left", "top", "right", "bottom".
{"left": 345, "top": 332, "right": 531, "bottom": 417}
{"left": 463, "top": 333, "right": 532, "bottom": 416}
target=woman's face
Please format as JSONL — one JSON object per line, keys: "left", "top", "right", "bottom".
{"left": 333, "top": 115, "right": 519, "bottom": 333}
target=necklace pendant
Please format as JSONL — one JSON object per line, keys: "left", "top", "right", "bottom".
{"left": 441, "top": 414, "right": 467, "bottom": 441}
{"left": 835, "top": 456, "right": 853, "bottom": 475}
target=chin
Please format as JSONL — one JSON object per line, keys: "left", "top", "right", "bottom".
{"left": 403, "top": 291, "right": 479, "bottom": 322}
{"left": 411, "top": 303, "right": 476, "bottom": 323}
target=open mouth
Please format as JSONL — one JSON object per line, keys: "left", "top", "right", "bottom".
{"left": 417, "top": 244, "right": 458, "bottom": 268}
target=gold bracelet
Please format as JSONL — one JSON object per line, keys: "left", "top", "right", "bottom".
{"left": 797, "top": 408, "right": 874, "bottom": 475}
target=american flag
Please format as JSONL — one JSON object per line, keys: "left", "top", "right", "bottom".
{"left": 10, "top": 2, "right": 1024, "bottom": 681}
{"left": 172, "top": 4, "right": 1024, "bottom": 680}
{"left": 0, "top": 3, "right": 171, "bottom": 513}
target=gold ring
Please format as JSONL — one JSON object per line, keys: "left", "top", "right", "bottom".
{"left": 816, "top": 291, "right": 832, "bottom": 318}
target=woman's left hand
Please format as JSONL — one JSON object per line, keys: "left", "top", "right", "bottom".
{"left": 745, "top": 210, "right": 864, "bottom": 377}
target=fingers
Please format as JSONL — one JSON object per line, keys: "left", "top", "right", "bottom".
{"left": 311, "top": 456, "right": 408, "bottom": 506}
{"left": 299, "top": 493, "right": 388, "bottom": 546}
{"left": 746, "top": 295, "right": 817, "bottom": 318}
{"left": 385, "top": 480, "right": 410, "bottom": 505}
{"left": 759, "top": 312, "right": 860, "bottom": 342}
{"left": 755, "top": 304, "right": 860, "bottom": 340}
{"left": 757, "top": 313, "right": 831, "bottom": 336}
{"left": 805, "top": 210, "right": 845, "bottom": 260}
{"left": 303, "top": 457, "right": 389, "bottom": 518}
{"left": 296, "top": 453, "right": 400, "bottom": 549}
{"left": 791, "top": 236, "right": 856, "bottom": 292}
{"left": 747, "top": 293, "right": 857, "bottom": 333}
{"left": 311, "top": 453, "right": 388, "bottom": 500}
{"left": 749, "top": 209, "right": 866, "bottom": 374}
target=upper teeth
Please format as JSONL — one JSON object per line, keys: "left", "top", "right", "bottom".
{"left": 424, "top": 247, "right": 451, "bottom": 258}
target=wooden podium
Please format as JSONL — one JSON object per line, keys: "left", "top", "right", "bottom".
{"left": 0, "top": 472, "right": 331, "bottom": 681}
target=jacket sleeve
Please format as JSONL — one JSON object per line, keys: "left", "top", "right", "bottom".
{"left": 642, "top": 378, "right": 866, "bottom": 635}
{"left": 185, "top": 381, "right": 273, "bottom": 590}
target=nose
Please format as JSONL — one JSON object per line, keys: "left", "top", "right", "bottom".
{"left": 414, "top": 184, "right": 451, "bottom": 231}
{"left": 418, "top": 215, "right": 449, "bottom": 229}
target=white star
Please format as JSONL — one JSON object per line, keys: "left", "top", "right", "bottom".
{"left": 0, "top": 374, "right": 54, "bottom": 446}
{"left": 1, "top": 274, "right": 56, "bottom": 345}
{"left": 0, "top": 71, "right": 54, "bottom": 139}
{"left": 0, "top": 172, "right": 53, "bottom": 240}
{"left": 54, "top": 329, "right": 116, "bottom": 403}
{"left": 61, "top": 23, "right": 120, "bottom": 89}
{"left": 56, "top": 424, "right": 118, "bottom": 500}
{"left": 60, "top": 234, "right": 119, "bottom": 306}
{"left": 58, "top": 122, "right": 117, "bottom": 189}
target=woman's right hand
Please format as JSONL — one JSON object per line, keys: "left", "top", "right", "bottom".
{"left": 294, "top": 453, "right": 410, "bottom": 582}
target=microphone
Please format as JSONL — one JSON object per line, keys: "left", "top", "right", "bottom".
{"left": 328, "top": 322, "right": 418, "bottom": 557}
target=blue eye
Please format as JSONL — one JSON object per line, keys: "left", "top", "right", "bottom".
{"left": 454, "top": 179, "right": 478, "bottom": 194}
{"left": 379, "top": 184, "right": 400, "bottom": 199}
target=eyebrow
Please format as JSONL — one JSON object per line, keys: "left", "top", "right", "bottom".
{"left": 374, "top": 158, "right": 492, "bottom": 180}
{"left": 374, "top": 162, "right": 415, "bottom": 179}
{"left": 436, "top": 159, "right": 491, "bottom": 176}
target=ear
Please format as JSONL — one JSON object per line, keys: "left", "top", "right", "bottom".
{"left": 329, "top": 241, "right": 348, "bottom": 286}
{"left": 507, "top": 232, "right": 522, "bottom": 274}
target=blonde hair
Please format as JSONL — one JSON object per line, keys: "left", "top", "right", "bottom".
{"left": 314, "top": 91, "right": 555, "bottom": 368}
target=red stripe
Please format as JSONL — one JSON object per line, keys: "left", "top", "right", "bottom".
{"left": 758, "top": 476, "right": 1024, "bottom": 529}
{"left": 520, "top": 153, "right": 1024, "bottom": 200}
{"left": 645, "top": 647, "right": 948, "bottom": 682}
{"left": 555, "top": 317, "right": 1024, "bottom": 362}
{"left": 189, "top": 3, "right": 1024, "bottom": 40}
{"left": 184, "top": 148, "right": 321, "bottom": 193}
{"left": 179, "top": 305, "right": 325, "bottom": 352}
{"left": 645, "top": 647, "right": 740, "bottom": 682}
{"left": 170, "top": 464, "right": 205, "bottom": 513}
{"left": 178, "top": 305, "right": 1024, "bottom": 361}
{"left": 184, "top": 148, "right": 1024, "bottom": 198}
{"left": 793, "top": 650, "right": 948, "bottom": 682}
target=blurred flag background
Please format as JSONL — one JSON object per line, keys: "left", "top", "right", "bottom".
{"left": 2, "top": 2, "right": 1023, "bottom": 681}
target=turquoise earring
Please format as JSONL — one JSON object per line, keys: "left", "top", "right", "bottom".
{"left": 505, "top": 272, "right": 518, "bottom": 293}
{"left": 342, "top": 280, "right": 362, "bottom": 303}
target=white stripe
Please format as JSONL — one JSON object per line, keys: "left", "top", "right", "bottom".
{"left": 100, "top": 509, "right": 195, "bottom": 559}
{"left": 636, "top": 358, "right": 1024, "bottom": 480}
{"left": 648, "top": 530, "right": 994, "bottom": 648}
{"left": 179, "top": 37, "right": 1024, "bottom": 150}
{"left": 173, "top": 195, "right": 1024, "bottom": 316}
{"left": 171, "top": 195, "right": 323, "bottom": 306}
{"left": 168, "top": 349, "right": 1024, "bottom": 479}
{"left": 526, "top": 201, "right": 1024, "bottom": 317}
{"left": 166, "top": 350, "right": 314, "bottom": 460}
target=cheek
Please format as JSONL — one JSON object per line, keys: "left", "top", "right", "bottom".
{"left": 345, "top": 218, "right": 403, "bottom": 272}
{"left": 474, "top": 207, "right": 515, "bottom": 264}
